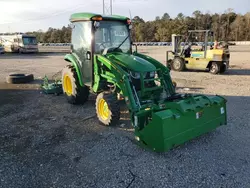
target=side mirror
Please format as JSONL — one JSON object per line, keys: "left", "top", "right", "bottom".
{"left": 94, "top": 21, "right": 100, "bottom": 29}
{"left": 69, "top": 23, "right": 75, "bottom": 29}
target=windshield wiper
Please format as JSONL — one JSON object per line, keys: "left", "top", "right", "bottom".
{"left": 114, "top": 34, "right": 129, "bottom": 51}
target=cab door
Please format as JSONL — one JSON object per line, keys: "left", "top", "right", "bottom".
{"left": 71, "top": 21, "right": 93, "bottom": 86}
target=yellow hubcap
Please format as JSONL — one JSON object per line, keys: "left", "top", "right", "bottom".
{"left": 98, "top": 98, "right": 110, "bottom": 120}
{"left": 63, "top": 74, "right": 73, "bottom": 96}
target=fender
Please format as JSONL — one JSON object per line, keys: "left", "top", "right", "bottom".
{"left": 64, "top": 53, "right": 84, "bottom": 87}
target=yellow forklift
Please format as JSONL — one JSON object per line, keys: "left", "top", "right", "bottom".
{"left": 166, "top": 30, "right": 230, "bottom": 74}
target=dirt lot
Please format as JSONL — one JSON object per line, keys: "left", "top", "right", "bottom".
{"left": 0, "top": 46, "right": 250, "bottom": 188}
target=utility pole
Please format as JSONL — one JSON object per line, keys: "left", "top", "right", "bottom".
{"left": 103, "top": 0, "right": 112, "bottom": 15}
{"left": 103, "top": 0, "right": 105, "bottom": 15}
{"left": 110, "top": 0, "right": 112, "bottom": 15}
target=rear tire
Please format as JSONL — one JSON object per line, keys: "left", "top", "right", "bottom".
{"left": 171, "top": 57, "right": 185, "bottom": 71}
{"left": 96, "top": 92, "right": 120, "bottom": 126}
{"left": 219, "top": 64, "right": 227, "bottom": 73}
{"left": 209, "top": 62, "right": 220, "bottom": 74}
{"left": 62, "top": 65, "right": 89, "bottom": 105}
{"left": 167, "top": 60, "right": 172, "bottom": 70}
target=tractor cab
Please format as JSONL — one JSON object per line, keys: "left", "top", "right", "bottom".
{"left": 94, "top": 19, "right": 132, "bottom": 54}
{"left": 68, "top": 13, "right": 132, "bottom": 86}
{"left": 167, "top": 30, "right": 230, "bottom": 74}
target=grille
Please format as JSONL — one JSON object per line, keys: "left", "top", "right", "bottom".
{"left": 131, "top": 72, "right": 155, "bottom": 91}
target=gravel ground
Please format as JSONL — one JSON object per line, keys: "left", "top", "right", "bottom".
{"left": 0, "top": 46, "right": 250, "bottom": 188}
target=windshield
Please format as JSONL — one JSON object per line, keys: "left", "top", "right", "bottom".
{"left": 94, "top": 21, "right": 131, "bottom": 54}
{"left": 22, "top": 37, "right": 37, "bottom": 45}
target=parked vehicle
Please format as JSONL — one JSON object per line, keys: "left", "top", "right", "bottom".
{"left": 0, "top": 44, "right": 4, "bottom": 54}
{"left": 0, "top": 33, "right": 38, "bottom": 53}
{"left": 167, "top": 30, "right": 230, "bottom": 74}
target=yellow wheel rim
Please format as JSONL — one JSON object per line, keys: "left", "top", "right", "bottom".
{"left": 63, "top": 74, "right": 73, "bottom": 96}
{"left": 98, "top": 98, "right": 110, "bottom": 120}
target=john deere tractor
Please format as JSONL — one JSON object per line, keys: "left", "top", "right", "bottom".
{"left": 166, "top": 30, "right": 230, "bottom": 74}
{"left": 62, "top": 13, "right": 227, "bottom": 152}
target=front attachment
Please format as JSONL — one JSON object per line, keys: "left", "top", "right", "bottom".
{"left": 134, "top": 95, "right": 227, "bottom": 152}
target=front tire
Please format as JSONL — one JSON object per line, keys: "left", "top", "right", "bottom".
{"left": 62, "top": 65, "right": 89, "bottom": 104}
{"left": 96, "top": 92, "right": 120, "bottom": 126}
{"left": 171, "top": 57, "right": 185, "bottom": 71}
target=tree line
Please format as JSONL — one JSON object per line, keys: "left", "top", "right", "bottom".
{"left": 27, "top": 9, "right": 250, "bottom": 43}
{"left": 26, "top": 26, "right": 71, "bottom": 43}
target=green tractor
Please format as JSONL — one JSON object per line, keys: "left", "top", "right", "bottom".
{"left": 62, "top": 12, "right": 227, "bottom": 152}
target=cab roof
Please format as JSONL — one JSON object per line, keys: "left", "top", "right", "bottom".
{"left": 70, "top": 12, "right": 129, "bottom": 22}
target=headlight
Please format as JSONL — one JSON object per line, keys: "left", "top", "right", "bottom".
{"left": 149, "top": 71, "right": 156, "bottom": 78}
{"left": 130, "top": 71, "right": 140, "bottom": 79}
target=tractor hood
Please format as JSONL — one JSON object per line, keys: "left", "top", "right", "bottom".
{"left": 107, "top": 52, "right": 156, "bottom": 72}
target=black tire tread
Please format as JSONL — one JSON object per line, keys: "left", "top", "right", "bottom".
{"left": 209, "top": 62, "right": 220, "bottom": 74}
{"left": 62, "top": 65, "right": 89, "bottom": 104}
{"left": 6, "top": 74, "right": 34, "bottom": 84}
{"left": 219, "top": 64, "right": 226, "bottom": 73}
{"left": 171, "top": 57, "right": 185, "bottom": 71}
{"left": 96, "top": 92, "right": 120, "bottom": 126}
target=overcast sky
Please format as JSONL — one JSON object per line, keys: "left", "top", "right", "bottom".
{"left": 0, "top": 0, "right": 249, "bottom": 32}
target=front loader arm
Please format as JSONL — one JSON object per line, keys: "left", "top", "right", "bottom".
{"left": 134, "top": 52, "right": 176, "bottom": 94}
{"left": 96, "top": 55, "right": 140, "bottom": 113}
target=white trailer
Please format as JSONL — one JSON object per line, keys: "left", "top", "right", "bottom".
{"left": 0, "top": 33, "right": 38, "bottom": 53}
